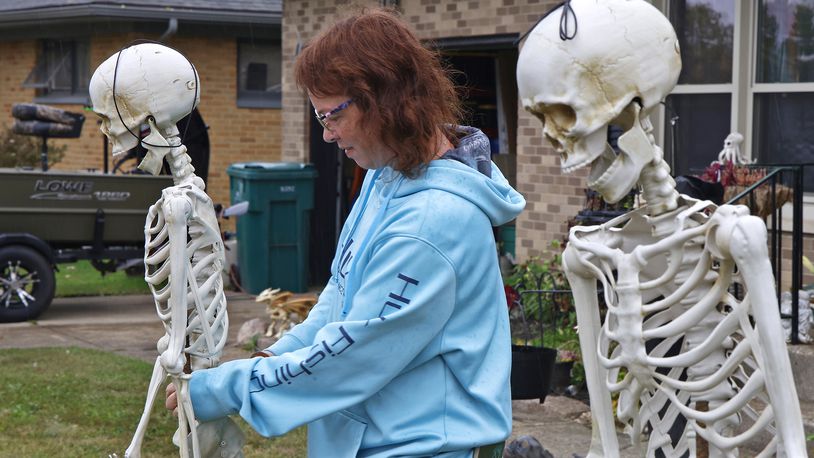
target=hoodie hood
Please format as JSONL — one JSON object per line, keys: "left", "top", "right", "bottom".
{"left": 393, "top": 127, "right": 525, "bottom": 227}
{"left": 442, "top": 125, "right": 493, "bottom": 177}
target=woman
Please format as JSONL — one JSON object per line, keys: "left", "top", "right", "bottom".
{"left": 168, "top": 8, "right": 525, "bottom": 457}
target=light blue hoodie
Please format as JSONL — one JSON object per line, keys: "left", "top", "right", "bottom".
{"left": 189, "top": 127, "right": 526, "bottom": 457}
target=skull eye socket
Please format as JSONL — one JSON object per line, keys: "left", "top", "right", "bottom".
{"left": 529, "top": 110, "right": 546, "bottom": 127}
{"left": 544, "top": 104, "right": 576, "bottom": 131}
{"left": 95, "top": 113, "right": 112, "bottom": 135}
{"left": 526, "top": 103, "right": 577, "bottom": 134}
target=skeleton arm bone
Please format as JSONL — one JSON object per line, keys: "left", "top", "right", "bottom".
{"left": 124, "top": 358, "right": 168, "bottom": 458}
{"left": 722, "top": 213, "right": 807, "bottom": 454}
{"left": 160, "top": 195, "right": 193, "bottom": 375}
{"left": 562, "top": 244, "right": 620, "bottom": 458}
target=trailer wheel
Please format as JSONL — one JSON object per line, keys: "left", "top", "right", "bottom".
{"left": 0, "top": 245, "right": 56, "bottom": 323}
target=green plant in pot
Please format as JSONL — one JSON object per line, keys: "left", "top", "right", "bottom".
{"left": 548, "top": 329, "right": 584, "bottom": 394}
{"left": 507, "top": 298, "right": 556, "bottom": 402}
{"left": 505, "top": 243, "right": 580, "bottom": 401}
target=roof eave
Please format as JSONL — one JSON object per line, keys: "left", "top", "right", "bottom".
{"left": 0, "top": 4, "right": 282, "bottom": 28}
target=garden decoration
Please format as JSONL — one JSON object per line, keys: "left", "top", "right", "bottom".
{"left": 90, "top": 43, "right": 237, "bottom": 458}
{"left": 517, "top": 0, "right": 806, "bottom": 456}
{"left": 255, "top": 287, "right": 318, "bottom": 341}
{"left": 716, "top": 133, "right": 751, "bottom": 166}
{"left": 701, "top": 161, "right": 792, "bottom": 221}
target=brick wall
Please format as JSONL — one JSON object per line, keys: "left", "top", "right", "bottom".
{"left": 0, "top": 34, "right": 283, "bottom": 233}
{"left": 282, "top": 0, "right": 567, "bottom": 262}
{"left": 0, "top": 41, "right": 37, "bottom": 138}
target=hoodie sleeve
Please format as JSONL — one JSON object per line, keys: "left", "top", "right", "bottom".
{"left": 265, "top": 280, "right": 337, "bottom": 355}
{"left": 189, "top": 234, "right": 456, "bottom": 437}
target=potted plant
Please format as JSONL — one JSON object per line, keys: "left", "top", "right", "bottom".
{"left": 549, "top": 331, "right": 582, "bottom": 394}
{"left": 507, "top": 295, "right": 557, "bottom": 402}
{"left": 504, "top": 246, "right": 572, "bottom": 402}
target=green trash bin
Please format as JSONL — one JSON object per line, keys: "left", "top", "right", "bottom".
{"left": 227, "top": 162, "right": 318, "bottom": 294}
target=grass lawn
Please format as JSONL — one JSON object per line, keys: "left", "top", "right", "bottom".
{"left": 0, "top": 347, "right": 306, "bottom": 457}
{"left": 55, "top": 260, "right": 150, "bottom": 297}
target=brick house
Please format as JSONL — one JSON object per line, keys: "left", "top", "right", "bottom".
{"left": 0, "top": 0, "right": 283, "bottom": 222}
{"left": 1, "top": 0, "right": 810, "bottom": 289}
{"left": 284, "top": 0, "right": 813, "bottom": 288}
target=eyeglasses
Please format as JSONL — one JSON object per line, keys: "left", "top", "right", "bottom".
{"left": 314, "top": 99, "right": 353, "bottom": 131}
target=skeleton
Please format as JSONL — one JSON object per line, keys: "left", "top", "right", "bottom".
{"left": 90, "top": 44, "right": 235, "bottom": 458}
{"left": 516, "top": 1, "right": 806, "bottom": 456}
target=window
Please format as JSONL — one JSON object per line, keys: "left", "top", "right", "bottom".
{"left": 663, "top": 0, "right": 736, "bottom": 176}
{"left": 237, "top": 39, "right": 282, "bottom": 109}
{"left": 753, "top": 0, "right": 814, "bottom": 193}
{"left": 660, "top": 0, "right": 814, "bottom": 193}
{"left": 23, "top": 39, "right": 90, "bottom": 104}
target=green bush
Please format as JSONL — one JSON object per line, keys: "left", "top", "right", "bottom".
{"left": 504, "top": 240, "right": 571, "bottom": 327}
{"left": 0, "top": 125, "right": 65, "bottom": 168}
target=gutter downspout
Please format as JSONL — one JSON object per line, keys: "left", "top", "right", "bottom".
{"left": 159, "top": 17, "right": 178, "bottom": 42}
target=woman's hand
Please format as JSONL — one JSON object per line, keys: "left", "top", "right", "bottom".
{"left": 164, "top": 354, "right": 271, "bottom": 418}
{"left": 165, "top": 382, "right": 179, "bottom": 417}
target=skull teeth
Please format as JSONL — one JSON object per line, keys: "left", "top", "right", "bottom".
{"left": 587, "top": 149, "right": 621, "bottom": 189}
{"left": 561, "top": 156, "right": 595, "bottom": 175}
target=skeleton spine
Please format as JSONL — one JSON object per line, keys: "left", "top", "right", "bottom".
{"left": 165, "top": 135, "right": 199, "bottom": 187}
{"left": 639, "top": 117, "right": 679, "bottom": 217}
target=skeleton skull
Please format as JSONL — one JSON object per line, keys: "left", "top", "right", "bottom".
{"left": 517, "top": 0, "right": 681, "bottom": 202}
{"left": 89, "top": 43, "right": 200, "bottom": 175}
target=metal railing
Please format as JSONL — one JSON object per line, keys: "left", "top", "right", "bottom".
{"left": 726, "top": 164, "right": 809, "bottom": 344}
{"left": 512, "top": 270, "right": 574, "bottom": 345}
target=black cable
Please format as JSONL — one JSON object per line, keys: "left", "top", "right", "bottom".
{"left": 513, "top": 0, "right": 577, "bottom": 47}
{"left": 559, "top": 0, "right": 577, "bottom": 41}
{"left": 111, "top": 39, "right": 198, "bottom": 149}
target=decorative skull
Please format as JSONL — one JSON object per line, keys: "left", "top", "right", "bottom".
{"left": 89, "top": 43, "right": 200, "bottom": 175}
{"left": 517, "top": 0, "right": 681, "bottom": 202}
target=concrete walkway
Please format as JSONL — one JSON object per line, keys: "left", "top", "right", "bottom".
{"left": 3, "top": 293, "right": 812, "bottom": 457}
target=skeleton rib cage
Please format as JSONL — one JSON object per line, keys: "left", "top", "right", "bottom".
{"left": 566, "top": 199, "right": 797, "bottom": 457}
{"left": 144, "top": 184, "right": 228, "bottom": 371}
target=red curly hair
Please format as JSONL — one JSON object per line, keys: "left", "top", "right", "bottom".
{"left": 295, "top": 7, "right": 463, "bottom": 177}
